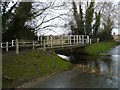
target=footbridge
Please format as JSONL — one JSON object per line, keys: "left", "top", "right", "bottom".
{"left": 37, "top": 35, "right": 91, "bottom": 50}
{"left": 1, "top": 35, "right": 91, "bottom": 54}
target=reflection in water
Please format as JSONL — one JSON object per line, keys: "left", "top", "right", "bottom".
{"left": 57, "top": 45, "right": 119, "bottom": 88}
{"left": 74, "top": 60, "right": 118, "bottom": 79}
{"left": 73, "top": 45, "right": 120, "bottom": 79}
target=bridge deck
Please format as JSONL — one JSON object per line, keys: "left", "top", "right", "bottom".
{"left": 1, "top": 35, "right": 91, "bottom": 54}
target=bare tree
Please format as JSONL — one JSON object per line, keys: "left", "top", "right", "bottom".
{"left": 95, "top": 1, "right": 118, "bottom": 30}
{"left": 30, "top": 0, "right": 72, "bottom": 35}
{"left": 118, "top": 2, "right": 120, "bottom": 29}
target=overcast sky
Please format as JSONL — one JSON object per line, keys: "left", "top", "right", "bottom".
{"left": 36, "top": 0, "right": 120, "bottom": 35}
{"left": 5, "top": 0, "right": 120, "bottom": 35}
{"left": 112, "top": 0, "right": 120, "bottom": 35}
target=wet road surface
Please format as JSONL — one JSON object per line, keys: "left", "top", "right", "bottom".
{"left": 28, "top": 70, "right": 118, "bottom": 88}
{"left": 26, "top": 45, "right": 120, "bottom": 88}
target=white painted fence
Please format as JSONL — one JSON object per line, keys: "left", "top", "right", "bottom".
{"left": 1, "top": 35, "right": 91, "bottom": 54}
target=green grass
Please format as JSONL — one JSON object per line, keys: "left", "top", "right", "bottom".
{"left": 85, "top": 41, "right": 118, "bottom": 55}
{"left": 2, "top": 50, "right": 71, "bottom": 88}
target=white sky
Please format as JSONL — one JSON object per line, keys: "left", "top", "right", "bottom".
{"left": 5, "top": 0, "right": 120, "bottom": 35}
{"left": 36, "top": 0, "right": 120, "bottom": 35}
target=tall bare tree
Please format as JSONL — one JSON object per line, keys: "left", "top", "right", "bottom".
{"left": 93, "top": 1, "right": 117, "bottom": 40}
{"left": 31, "top": 1, "right": 71, "bottom": 35}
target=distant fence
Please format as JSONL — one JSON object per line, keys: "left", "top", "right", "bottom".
{"left": 90, "top": 38, "right": 99, "bottom": 43}
{"left": 1, "top": 35, "right": 91, "bottom": 54}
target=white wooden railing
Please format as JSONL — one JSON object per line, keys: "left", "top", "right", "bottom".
{"left": 1, "top": 35, "right": 91, "bottom": 54}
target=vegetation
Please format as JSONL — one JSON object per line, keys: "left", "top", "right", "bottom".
{"left": 2, "top": 2, "right": 36, "bottom": 41}
{"left": 2, "top": 50, "right": 72, "bottom": 88}
{"left": 70, "top": 1, "right": 117, "bottom": 41}
{"left": 2, "top": 2, "right": 18, "bottom": 34}
{"left": 97, "top": 17, "right": 113, "bottom": 41}
{"left": 71, "top": 1, "right": 84, "bottom": 35}
{"left": 70, "top": 0, "right": 96, "bottom": 35}
{"left": 85, "top": 1, "right": 94, "bottom": 35}
{"left": 93, "top": 11, "right": 101, "bottom": 37}
{"left": 1, "top": 1, "right": 118, "bottom": 87}
{"left": 2, "top": 1, "right": 117, "bottom": 42}
{"left": 2, "top": 1, "right": 70, "bottom": 42}
{"left": 85, "top": 41, "right": 118, "bottom": 55}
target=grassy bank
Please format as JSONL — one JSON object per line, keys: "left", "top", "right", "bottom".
{"left": 85, "top": 41, "right": 118, "bottom": 55}
{"left": 3, "top": 50, "right": 71, "bottom": 88}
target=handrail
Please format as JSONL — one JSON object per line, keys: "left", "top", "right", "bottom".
{"left": 1, "top": 35, "right": 91, "bottom": 54}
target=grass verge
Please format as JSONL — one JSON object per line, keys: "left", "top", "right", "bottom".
{"left": 2, "top": 50, "right": 72, "bottom": 88}
{"left": 85, "top": 41, "right": 118, "bottom": 55}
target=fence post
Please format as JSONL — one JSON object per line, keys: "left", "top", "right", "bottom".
{"left": 50, "top": 35, "right": 53, "bottom": 48}
{"left": 82, "top": 35, "right": 84, "bottom": 44}
{"left": 43, "top": 39, "right": 46, "bottom": 51}
{"left": 79, "top": 35, "right": 81, "bottom": 43}
{"left": 76, "top": 35, "right": 78, "bottom": 45}
{"left": 46, "top": 36, "right": 49, "bottom": 46}
{"left": 6, "top": 42, "right": 8, "bottom": 51}
{"left": 74, "top": 35, "right": 76, "bottom": 44}
{"left": 89, "top": 38, "right": 91, "bottom": 44}
{"left": 33, "top": 41, "right": 35, "bottom": 50}
{"left": 87, "top": 36, "right": 89, "bottom": 44}
{"left": 40, "top": 36, "right": 42, "bottom": 45}
{"left": 69, "top": 35, "right": 71, "bottom": 45}
{"left": 38, "top": 36, "right": 40, "bottom": 41}
{"left": 1, "top": 43, "right": 2, "bottom": 48}
{"left": 12, "top": 40, "right": 14, "bottom": 46}
{"left": 97, "top": 38, "right": 99, "bottom": 43}
{"left": 67, "top": 35, "right": 69, "bottom": 45}
{"left": 16, "top": 39, "right": 19, "bottom": 54}
{"left": 61, "top": 35, "right": 63, "bottom": 47}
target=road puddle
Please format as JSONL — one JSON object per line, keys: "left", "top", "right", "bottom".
{"left": 72, "top": 46, "right": 120, "bottom": 80}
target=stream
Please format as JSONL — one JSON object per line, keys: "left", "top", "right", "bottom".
{"left": 28, "top": 45, "right": 120, "bottom": 88}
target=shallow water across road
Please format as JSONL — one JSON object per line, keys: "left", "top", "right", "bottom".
{"left": 27, "top": 45, "right": 120, "bottom": 88}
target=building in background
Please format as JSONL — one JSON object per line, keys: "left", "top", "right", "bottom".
{"left": 113, "top": 34, "right": 120, "bottom": 41}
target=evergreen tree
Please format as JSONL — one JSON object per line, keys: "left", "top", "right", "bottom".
{"left": 71, "top": 1, "right": 78, "bottom": 34}
{"left": 98, "top": 17, "right": 113, "bottom": 41}
{"left": 2, "top": 2, "right": 18, "bottom": 33}
{"left": 85, "top": 1, "right": 94, "bottom": 35}
{"left": 2, "top": 2, "right": 35, "bottom": 41}
{"left": 78, "top": 3, "right": 84, "bottom": 35}
{"left": 93, "top": 11, "right": 101, "bottom": 37}
{"left": 71, "top": 1, "right": 84, "bottom": 35}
